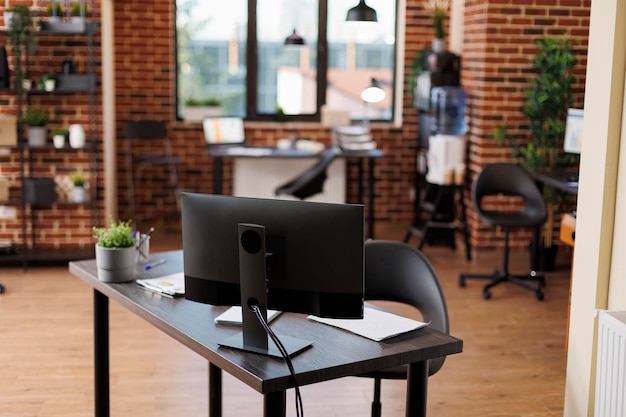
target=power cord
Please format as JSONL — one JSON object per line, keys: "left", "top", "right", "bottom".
{"left": 251, "top": 304, "right": 304, "bottom": 417}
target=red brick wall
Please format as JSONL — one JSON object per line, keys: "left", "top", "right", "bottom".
{"left": 0, "top": 0, "right": 591, "bottom": 253}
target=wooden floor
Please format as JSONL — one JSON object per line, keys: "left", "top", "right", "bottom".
{"left": 0, "top": 223, "right": 572, "bottom": 417}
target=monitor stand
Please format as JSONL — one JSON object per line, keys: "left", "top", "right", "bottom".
{"left": 218, "top": 223, "right": 312, "bottom": 358}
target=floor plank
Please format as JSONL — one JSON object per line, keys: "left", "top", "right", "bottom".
{"left": 0, "top": 222, "right": 571, "bottom": 417}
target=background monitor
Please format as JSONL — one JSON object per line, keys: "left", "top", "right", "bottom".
{"left": 564, "top": 108, "right": 584, "bottom": 154}
{"left": 181, "top": 193, "right": 365, "bottom": 319}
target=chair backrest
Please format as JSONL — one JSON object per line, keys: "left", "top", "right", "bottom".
{"left": 275, "top": 145, "right": 340, "bottom": 200}
{"left": 472, "top": 162, "right": 547, "bottom": 226}
{"left": 364, "top": 240, "right": 449, "bottom": 376}
{"left": 126, "top": 120, "right": 167, "bottom": 140}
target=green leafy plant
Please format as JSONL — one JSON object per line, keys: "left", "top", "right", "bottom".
{"left": 184, "top": 97, "right": 222, "bottom": 107}
{"left": 47, "top": 2, "right": 63, "bottom": 18}
{"left": 51, "top": 127, "right": 69, "bottom": 136}
{"left": 424, "top": 0, "right": 450, "bottom": 39}
{"left": 93, "top": 219, "right": 135, "bottom": 248}
{"left": 6, "top": 5, "right": 38, "bottom": 90}
{"left": 20, "top": 108, "right": 48, "bottom": 127}
{"left": 71, "top": 171, "right": 85, "bottom": 187}
{"left": 496, "top": 35, "right": 577, "bottom": 173}
{"left": 71, "top": 3, "right": 85, "bottom": 17}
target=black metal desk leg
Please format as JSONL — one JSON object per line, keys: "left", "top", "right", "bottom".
{"left": 94, "top": 290, "right": 110, "bottom": 417}
{"left": 405, "top": 361, "right": 428, "bottom": 417}
{"left": 368, "top": 158, "right": 375, "bottom": 239}
{"left": 214, "top": 157, "right": 223, "bottom": 195}
{"left": 208, "top": 363, "right": 222, "bottom": 417}
{"left": 264, "top": 391, "right": 286, "bottom": 417}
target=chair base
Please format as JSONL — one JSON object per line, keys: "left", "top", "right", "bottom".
{"left": 459, "top": 270, "right": 545, "bottom": 301}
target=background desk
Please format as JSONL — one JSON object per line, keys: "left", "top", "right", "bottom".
{"left": 69, "top": 250, "right": 462, "bottom": 417}
{"left": 208, "top": 147, "right": 384, "bottom": 238}
{"left": 530, "top": 169, "right": 579, "bottom": 271}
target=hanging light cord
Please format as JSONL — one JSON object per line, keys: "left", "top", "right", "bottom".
{"left": 251, "top": 304, "right": 304, "bottom": 417}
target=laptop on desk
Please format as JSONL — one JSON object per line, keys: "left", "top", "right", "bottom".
{"left": 203, "top": 117, "right": 273, "bottom": 156}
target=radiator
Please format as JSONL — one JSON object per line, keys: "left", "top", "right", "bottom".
{"left": 595, "top": 310, "right": 626, "bottom": 417}
{"left": 233, "top": 158, "right": 346, "bottom": 203}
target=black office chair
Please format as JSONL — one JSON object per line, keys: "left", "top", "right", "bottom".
{"left": 125, "top": 120, "right": 182, "bottom": 221}
{"left": 459, "top": 163, "right": 547, "bottom": 300}
{"left": 274, "top": 145, "right": 340, "bottom": 200}
{"left": 358, "top": 240, "right": 449, "bottom": 417}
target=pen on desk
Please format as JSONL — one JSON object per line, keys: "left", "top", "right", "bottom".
{"left": 144, "top": 258, "right": 166, "bottom": 270}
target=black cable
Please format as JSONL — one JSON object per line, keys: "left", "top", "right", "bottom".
{"left": 251, "top": 305, "right": 304, "bottom": 417}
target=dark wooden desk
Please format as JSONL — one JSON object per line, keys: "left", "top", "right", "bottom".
{"left": 207, "top": 146, "right": 384, "bottom": 238}
{"left": 531, "top": 169, "right": 579, "bottom": 195}
{"left": 69, "top": 250, "right": 462, "bottom": 417}
{"left": 530, "top": 168, "right": 579, "bottom": 271}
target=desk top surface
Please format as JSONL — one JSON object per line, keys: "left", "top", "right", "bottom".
{"left": 69, "top": 250, "right": 462, "bottom": 394}
{"left": 207, "top": 145, "right": 384, "bottom": 159}
{"left": 531, "top": 168, "right": 579, "bottom": 195}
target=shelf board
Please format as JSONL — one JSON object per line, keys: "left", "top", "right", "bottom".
{"left": 0, "top": 246, "right": 95, "bottom": 267}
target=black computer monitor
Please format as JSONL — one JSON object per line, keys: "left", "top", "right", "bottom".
{"left": 181, "top": 193, "right": 364, "bottom": 356}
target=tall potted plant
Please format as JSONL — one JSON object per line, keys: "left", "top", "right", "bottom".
{"left": 424, "top": 0, "right": 450, "bottom": 53}
{"left": 93, "top": 219, "right": 137, "bottom": 283}
{"left": 495, "top": 35, "right": 577, "bottom": 269}
{"left": 5, "top": 5, "right": 37, "bottom": 91}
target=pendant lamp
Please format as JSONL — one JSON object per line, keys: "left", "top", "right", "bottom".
{"left": 361, "top": 78, "right": 386, "bottom": 104}
{"left": 285, "top": 29, "right": 305, "bottom": 45}
{"left": 346, "top": 0, "right": 378, "bottom": 22}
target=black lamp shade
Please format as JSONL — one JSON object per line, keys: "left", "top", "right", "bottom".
{"left": 346, "top": 0, "right": 378, "bottom": 22}
{"left": 285, "top": 29, "right": 305, "bottom": 45}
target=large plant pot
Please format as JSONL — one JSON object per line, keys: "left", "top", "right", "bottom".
{"left": 184, "top": 106, "right": 221, "bottom": 123}
{"left": 95, "top": 245, "right": 136, "bottom": 283}
{"left": 27, "top": 126, "right": 47, "bottom": 148}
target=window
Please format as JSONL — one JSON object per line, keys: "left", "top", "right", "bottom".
{"left": 176, "top": 0, "right": 399, "bottom": 122}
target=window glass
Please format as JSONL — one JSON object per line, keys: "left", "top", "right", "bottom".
{"left": 257, "top": 0, "right": 319, "bottom": 115}
{"left": 176, "top": 0, "right": 248, "bottom": 118}
{"left": 327, "top": 0, "right": 396, "bottom": 121}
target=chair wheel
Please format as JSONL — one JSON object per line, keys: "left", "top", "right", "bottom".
{"left": 482, "top": 291, "right": 491, "bottom": 300}
{"left": 536, "top": 291, "right": 544, "bottom": 301}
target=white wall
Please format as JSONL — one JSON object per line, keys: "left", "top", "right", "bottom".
{"left": 564, "top": 0, "right": 626, "bottom": 415}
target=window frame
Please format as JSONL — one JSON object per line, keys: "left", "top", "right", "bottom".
{"left": 175, "top": 0, "right": 403, "bottom": 124}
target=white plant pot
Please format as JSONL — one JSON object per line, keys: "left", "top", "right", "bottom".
{"left": 4, "top": 12, "right": 14, "bottom": 29}
{"left": 72, "top": 186, "right": 87, "bottom": 203}
{"left": 95, "top": 245, "right": 136, "bottom": 283}
{"left": 28, "top": 126, "right": 47, "bottom": 148}
{"left": 53, "top": 134, "right": 66, "bottom": 149}
{"left": 44, "top": 79, "right": 56, "bottom": 92}
{"left": 432, "top": 38, "right": 445, "bottom": 53}
{"left": 69, "top": 124, "right": 86, "bottom": 148}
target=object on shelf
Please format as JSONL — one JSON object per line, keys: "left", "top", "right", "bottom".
{"left": 24, "top": 177, "right": 56, "bottom": 205}
{"left": 0, "top": 239, "right": 19, "bottom": 256}
{"left": 0, "top": 116, "right": 17, "bottom": 147}
{"left": 68, "top": 124, "right": 86, "bottom": 148}
{"left": 0, "top": 178, "right": 8, "bottom": 200}
{"left": 56, "top": 73, "right": 96, "bottom": 92}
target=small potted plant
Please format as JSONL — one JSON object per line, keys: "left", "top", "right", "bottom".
{"left": 93, "top": 218, "right": 137, "bottom": 283}
{"left": 183, "top": 97, "right": 222, "bottom": 122}
{"left": 46, "top": 1, "right": 63, "bottom": 22}
{"left": 41, "top": 72, "right": 57, "bottom": 92}
{"left": 51, "top": 127, "right": 69, "bottom": 148}
{"left": 71, "top": 2, "right": 86, "bottom": 25}
{"left": 71, "top": 171, "right": 87, "bottom": 203}
{"left": 21, "top": 107, "right": 48, "bottom": 148}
